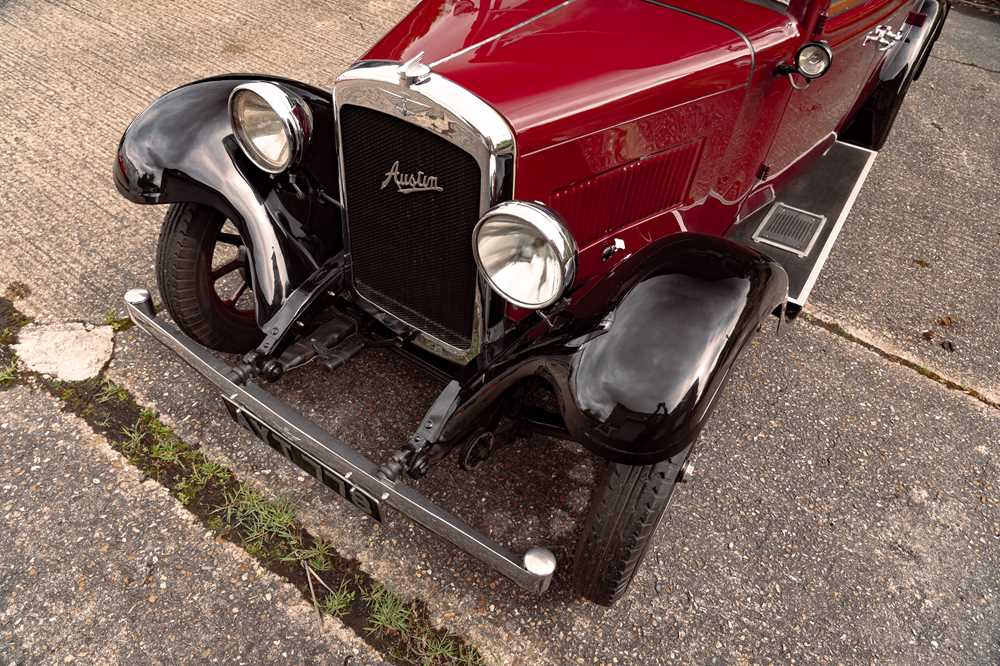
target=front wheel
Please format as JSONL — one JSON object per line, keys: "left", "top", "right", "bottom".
{"left": 572, "top": 450, "right": 689, "bottom": 606}
{"left": 155, "top": 203, "right": 263, "bottom": 353}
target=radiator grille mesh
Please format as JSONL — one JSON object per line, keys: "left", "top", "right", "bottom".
{"left": 339, "top": 105, "right": 483, "bottom": 349}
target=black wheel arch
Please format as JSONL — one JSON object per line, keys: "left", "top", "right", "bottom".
{"left": 442, "top": 232, "right": 789, "bottom": 465}
{"left": 840, "top": 0, "right": 950, "bottom": 150}
{"left": 114, "top": 74, "right": 343, "bottom": 324}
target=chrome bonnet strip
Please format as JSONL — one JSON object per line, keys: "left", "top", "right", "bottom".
{"left": 641, "top": 0, "right": 756, "bottom": 80}
{"left": 429, "top": 0, "right": 579, "bottom": 68}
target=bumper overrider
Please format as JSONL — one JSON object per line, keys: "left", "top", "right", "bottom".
{"left": 122, "top": 288, "right": 557, "bottom": 593}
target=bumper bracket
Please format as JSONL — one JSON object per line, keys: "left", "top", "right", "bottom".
{"left": 123, "top": 288, "right": 556, "bottom": 594}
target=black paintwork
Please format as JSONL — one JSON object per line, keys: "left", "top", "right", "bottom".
{"left": 114, "top": 75, "right": 342, "bottom": 323}
{"left": 841, "top": 0, "right": 948, "bottom": 150}
{"left": 441, "top": 233, "right": 788, "bottom": 465}
{"left": 114, "top": 77, "right": 788, "bottom": 466}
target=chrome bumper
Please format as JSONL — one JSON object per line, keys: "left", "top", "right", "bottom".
{"left": 123, "top": 288, "right": 556, "bottom": 594}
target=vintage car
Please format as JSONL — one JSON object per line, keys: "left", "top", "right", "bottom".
{"left": 115, "top": 0, "right": 948, "bottom": 605}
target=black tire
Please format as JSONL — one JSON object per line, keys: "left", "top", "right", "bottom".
{"left": 573, "top": 452, "right": 688, "bottom": 606}
{"left": 155, "top": 203, "right": 263, "bottom": 353}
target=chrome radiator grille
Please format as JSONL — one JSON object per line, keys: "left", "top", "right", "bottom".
{"left": 339, "top": 105, "right": 483, "bottom": 350}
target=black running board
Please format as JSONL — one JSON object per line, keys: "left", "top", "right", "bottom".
{"left": 727, "top": 140, "right": 877, "bottom": 310}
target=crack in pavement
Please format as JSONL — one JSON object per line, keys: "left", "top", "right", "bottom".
{"left": 800, "top": 309, "right": 1000, "bottom": 412}
{"left": 0, "top": 298, "right": 483, "bottom": 666}
{"left": 929, "top": 53, "right": 1000, "bottom": 74}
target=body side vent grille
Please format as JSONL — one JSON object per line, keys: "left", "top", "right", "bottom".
{"left": 550, "top": 140, "right": 701, "bottom": 247}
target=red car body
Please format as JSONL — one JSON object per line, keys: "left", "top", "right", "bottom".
{"left": 114, "top": 0, "right": 949, "bottom": 602}
{"left": 365, "top": 0, "right": 929, "bottom": 298}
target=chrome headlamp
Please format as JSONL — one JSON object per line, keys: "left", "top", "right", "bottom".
{"left": 473, "top": 201, "right": 577, "bottom": 309}
{"left": 229, "top": 82, "right": 313, "bottom": 173}
{"left": 794, "top": 42, "right": 833, "bottom": 79}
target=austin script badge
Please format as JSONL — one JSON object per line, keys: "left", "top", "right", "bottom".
{"left": 381, "top": 160, "right": 444, "bottom": 194}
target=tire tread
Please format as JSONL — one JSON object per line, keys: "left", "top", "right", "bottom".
{"left": 573, "top": 456, "right": 684, "bottom": 606}
{"left": 155, "top": 203, "right": 261, "bottom": 353}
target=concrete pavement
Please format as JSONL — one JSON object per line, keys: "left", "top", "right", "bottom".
{"left": 1, "top": 0, "right": 998, "bottom": 664}
{"left": 1, "top": 385, "right": 385, "bottom": 665}
{"left": 811, "top": 4, "right": 1000, "bottom": 403}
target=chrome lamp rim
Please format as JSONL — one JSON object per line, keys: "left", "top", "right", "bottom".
{"left": 229, "top": 81, "right": 313, "bottom": 173}
{"left": 795, "top": 41, "right": 834, "bottom": 80}
{"left": 473, "top": 200, "right": 578, "bottom": 310}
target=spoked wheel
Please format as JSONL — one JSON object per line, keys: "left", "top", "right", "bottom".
{"left": 210, "top": 224, "right": 256, "bottom": 322}
{"left": 156, "top": 202, "right": 264, "bottom": 353}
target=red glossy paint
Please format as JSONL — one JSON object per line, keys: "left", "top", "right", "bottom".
{"left": 363, "top": 0, "right": 918, "bottom": 299}
{"left": 367, "top": 1, "right": 757, "bottom": 156}
{"left": 766, "top": 0, "right": 913, "bottom": 172}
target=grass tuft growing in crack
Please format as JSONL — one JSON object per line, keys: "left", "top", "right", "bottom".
{"left": 320, "top": 579, "right": 357, "bottom": 618}
{"left": 418, "top": 634, "right": 469, "bottom": 665}
{"left": 363, "top": 582, "right": 485, "bottom": 665}
{"left": 365, "top": 582, "right": 413, "bottom": 637}
{"left": 97, "top": 378, "right": 129, "bottom": 403}
{"left": 281, "top": 537, "right": 335, "bottom": 572}
{"left": 0, "top": 296, "right": 29, "bottom": 391}
{"left": 175, "top": 461, "right": 231, "bottom": 506}
{"left": 0, "top": 295, "right": 486, "bottom": 665}
{"left": 220, "top": 484, "right": 298, "bottom": 546}
{"left": 0, "top": 358, "right": 18, "bottom": 387}
{"left": 104, "top": 308, "right": 134, "bottom": 333}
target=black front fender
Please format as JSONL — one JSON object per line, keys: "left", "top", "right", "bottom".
{"left": 561, "top": 235, "right": 787, "bottom": 463}
{"left": 446, "top": 233, "right": 788, "bottom": 465}
{"left": 115, "top": 75, "right": 341, "bottom": 323}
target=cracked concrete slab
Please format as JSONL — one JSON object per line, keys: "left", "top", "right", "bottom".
{"left": 0, "top": 384, "right": 387, "bottom": 665}
{"left": 13, "top": 322, "right": 114, "bottom": 381}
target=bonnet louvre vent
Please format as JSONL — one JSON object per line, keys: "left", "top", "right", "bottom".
{"left": 549, "top": 140, "right": 701, "bottom": 247}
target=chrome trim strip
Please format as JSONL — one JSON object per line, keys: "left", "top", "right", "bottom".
{"left": 672, "top": 209, "right": 687, "bottom": 232}
{"left": 790, "top": 142, "right": 877, "bottom": 307}
{"left": 641, "top": 0, "right": 756, "bottom": 80}
{"left": 429, "top": 0, "right": 578, "bottom": 68}
{"left": 123, "top": 288, "right": 554, "bottom": 594}
{"left": 736, "top": 185, "right": 775, "bottom": 223}
{"left": 334, "top": 62, "right": 516, "bottom": 364}
{"left": 765, "top": 131, "right": 837, "bottom": 184}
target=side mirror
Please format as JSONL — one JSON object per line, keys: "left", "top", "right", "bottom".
{"left": 777, "top": 41, "right": 834, "bottom": 85}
